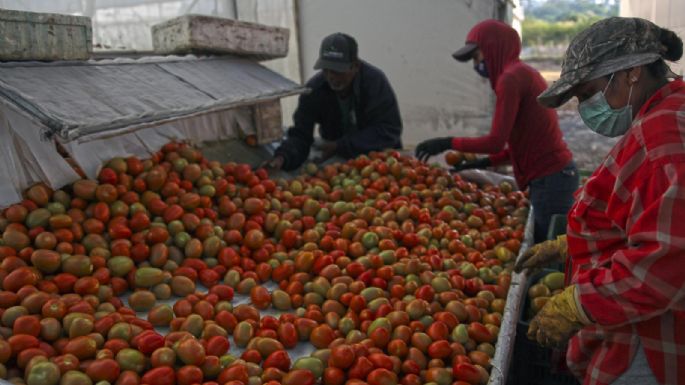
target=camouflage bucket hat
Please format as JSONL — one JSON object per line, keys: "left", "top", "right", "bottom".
{"left": 538, "top": 17, "right": 671, "bottom": 108}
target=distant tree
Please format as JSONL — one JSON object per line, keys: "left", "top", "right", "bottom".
{"left": 522, "top": 0, "right": 619, "bottom": 47}
{"left": 526, "top": 0, "right": 618, "bottom": 22}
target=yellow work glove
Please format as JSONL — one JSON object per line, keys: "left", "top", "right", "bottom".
{"left": 527, "top": 285, "right": 592, "bottom": 348}
{"left": 514, "top": 235, "right": 567, "bottom": 273}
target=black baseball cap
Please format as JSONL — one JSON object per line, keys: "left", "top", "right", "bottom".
{"left": 314, "top": 33, "right": 359, "bottom": 72}
{"left": 452, "top": 42, "right": 478, "bottom": 62}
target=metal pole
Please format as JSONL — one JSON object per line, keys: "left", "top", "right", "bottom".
{"left": 293, "top": 0, "right": 305, "bottom": 84}
{"left": 184, "top": 0, "right": 201, "bottom": 14}
{"left": 83, "top": 0, "right": 96, "bottom": 18}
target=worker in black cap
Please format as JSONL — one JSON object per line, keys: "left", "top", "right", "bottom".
{"left": 264, "top": 32, "right": 403, "bottom": 170}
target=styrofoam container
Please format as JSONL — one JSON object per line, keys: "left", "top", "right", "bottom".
{"left": 152, "top": 15, "right": 289, "bottom": 60}
{"left": 0, "top": 8, "right": 92, "bottom": 61}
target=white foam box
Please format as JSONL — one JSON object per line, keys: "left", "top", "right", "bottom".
{"left": 0, "top": 8, "right": 92, "bottom": 61}
{"left": 151, "top": 15, "right": 289, "bottom": 60}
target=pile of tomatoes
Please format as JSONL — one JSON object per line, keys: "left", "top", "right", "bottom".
{"left": 0, "top": 142, "right": 528, "bottom": 385}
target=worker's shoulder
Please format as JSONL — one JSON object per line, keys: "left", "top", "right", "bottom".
{"left": 304, "top": 71, "right": 327, "bottom": 90}
{"left": 638, "top": 83, "right": 685, "bottom": 136}
{"left": 498, "top": 61, "right": 547, "bottom": 94}
{"left": 501, "top": 61, "right": 544, "bottom": 82}
{"left": 358, "top": 61, "right": 393, "bottom": 85}
{"left": 628, "top": 87, "right": 685, "bottom": 165}
{"left": 359, "top": 60, "right": 387, "bottom": 76}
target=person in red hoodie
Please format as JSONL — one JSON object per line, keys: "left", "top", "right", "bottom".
{"left": 415, "top": 19, "right": 577, "bottom": 243}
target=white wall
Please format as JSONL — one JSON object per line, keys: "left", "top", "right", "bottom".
{"left": 296, "top": 0, "right": 500, "bottom": 147}
{"left": 620, "top": 0, "right": 685, "bottom": 76}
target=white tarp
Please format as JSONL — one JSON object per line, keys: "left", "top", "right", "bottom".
{"left": 0, "top": 101, "right": 80, "bottom": 206}
{"left": 0, "top": 55, "right": 305, "bottom": 141}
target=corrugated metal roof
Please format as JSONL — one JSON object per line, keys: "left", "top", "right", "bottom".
{"left": 0, "top": 55, "right": 306, "bottom": 141}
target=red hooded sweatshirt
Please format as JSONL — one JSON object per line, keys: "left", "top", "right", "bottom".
{"left": 451, "top": 19, "right": 572, "bottom": 189}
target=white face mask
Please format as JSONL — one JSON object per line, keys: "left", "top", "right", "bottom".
{"left": 578, "top": 73, "right": 634, "bottom": 137}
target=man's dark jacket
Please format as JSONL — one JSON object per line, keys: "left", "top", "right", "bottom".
{"left": 275, "top": 61, "right": 403, "bottom": 170}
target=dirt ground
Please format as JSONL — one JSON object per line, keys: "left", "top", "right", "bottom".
{"left": 528, "top": 59, "right": 618, "bottom": 173}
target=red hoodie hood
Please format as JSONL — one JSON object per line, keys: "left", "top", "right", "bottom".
{"left": 465, "top": 20, "right": 521, "bottom": 89}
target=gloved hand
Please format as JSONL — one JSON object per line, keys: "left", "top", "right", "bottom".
{"left": 527, "top": 285, "right": 592, "bottom": 348}
{"left": 514, "top": 235, "right": 567, "bottom": 273}
{"left": 451, "top": 157, "right": 491, "bottom": 172}
{"left": 415, "top": 137, "right": 453, "bottom": 163}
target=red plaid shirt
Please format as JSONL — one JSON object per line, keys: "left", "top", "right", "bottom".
{"left": 566, "top": 79, "right": 685, "bottom": 385}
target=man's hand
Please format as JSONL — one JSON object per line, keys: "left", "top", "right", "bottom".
{"left": 514, "top": 235, "right": 567, "bottom": 273}
{"left": 415, "top": 137, "right": 453, "bottom": 163}
{"left": 260, "top": 155, "right": 285, "bottom": 170}
{"left": 313, "top": 142, "right": 337, "bottom": 164}
{"left": 527, "top": 285, "right": 591, "bottom": 348}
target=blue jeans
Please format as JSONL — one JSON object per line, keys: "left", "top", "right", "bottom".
{"left": 610, "top": 343, "right": 659, "bottom": 385}
{"left": 529, "top": 161, "right": 579, "bottom": 243}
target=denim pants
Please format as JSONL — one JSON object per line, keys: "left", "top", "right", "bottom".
{"left": 528, "top": 161, "right": 579, "bottom": 243}
{"left": 610, "top": 343, "right": 659, "bottom": 385}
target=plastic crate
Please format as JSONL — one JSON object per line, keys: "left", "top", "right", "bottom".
{"left": 507, "top": 269, "right": 580, "bottom": 385}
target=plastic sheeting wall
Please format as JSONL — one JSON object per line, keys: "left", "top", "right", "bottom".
{"left": 620, "top": 0, "right": 685, "bottom": 76}
{"left": 296, "top": 0, "right": 501, "bottom": 148}
{"left": 0, "top": 101, "right": 80, "bottom": 207}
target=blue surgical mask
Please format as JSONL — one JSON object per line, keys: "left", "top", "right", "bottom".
{"left": 474, "top": 61, "right": 488, "bottom": 78}
{"left": 578, "top": 73, "right": 634, "bottom": 137}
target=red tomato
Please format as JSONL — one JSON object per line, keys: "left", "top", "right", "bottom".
{"left": 453, "top": 362, "right": 482, "bottom": 384}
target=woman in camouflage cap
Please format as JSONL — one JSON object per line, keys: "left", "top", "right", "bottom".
{"left": 521, "top": 17, "right": 685, "bottom": 385}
